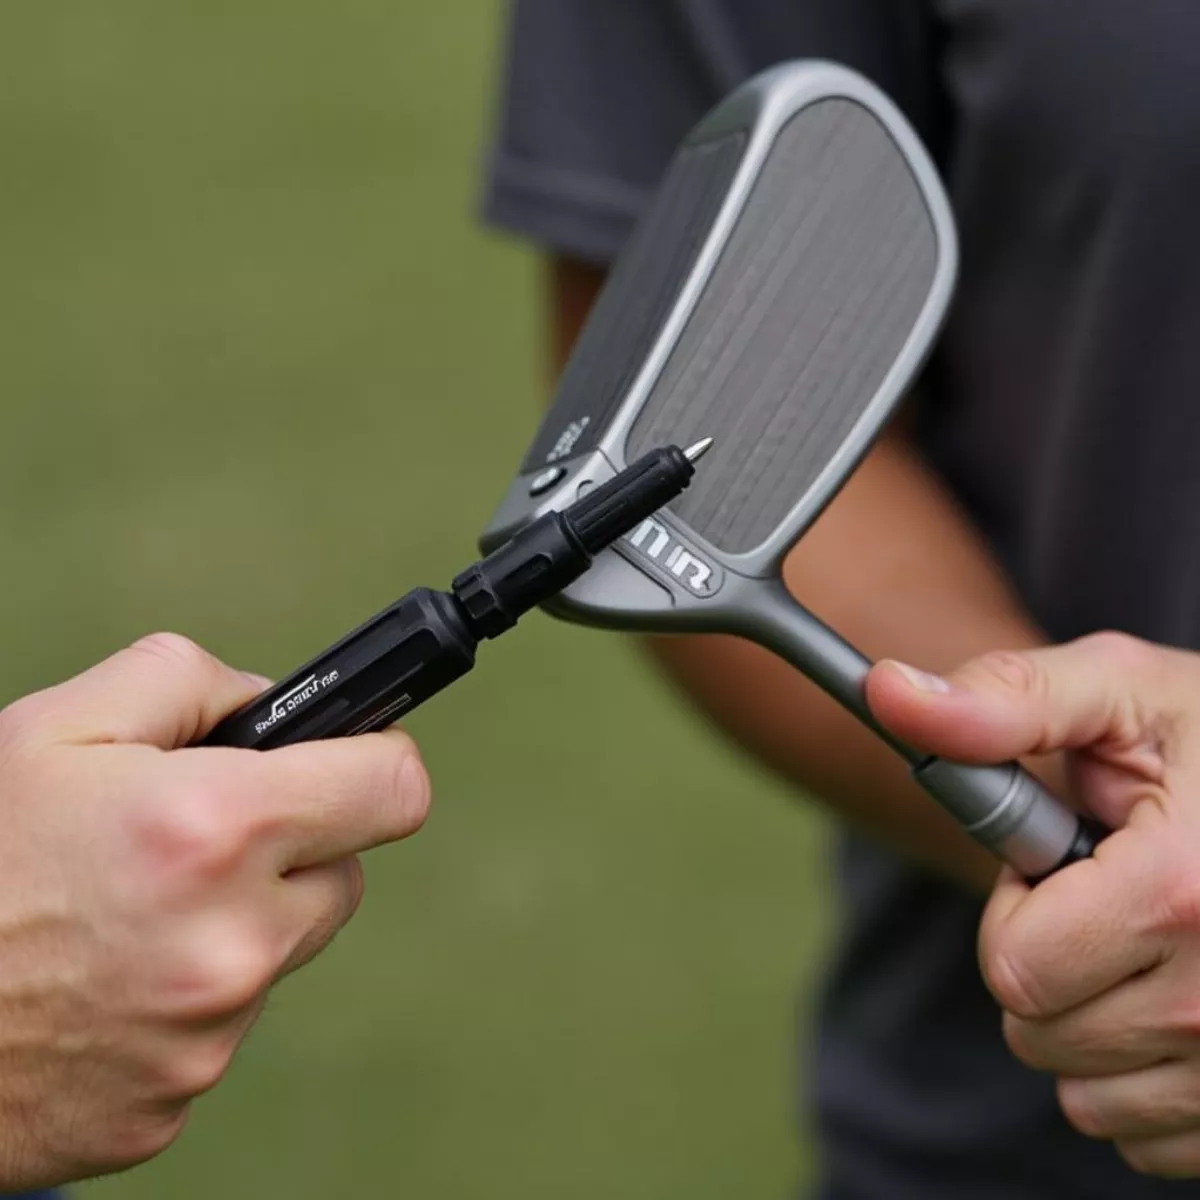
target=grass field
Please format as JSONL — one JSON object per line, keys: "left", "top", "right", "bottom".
{"left": 0, "top": 5, "right": 835, "bottom": 1196}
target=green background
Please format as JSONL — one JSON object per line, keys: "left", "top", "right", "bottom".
{"left": 0, "top": 4, "right": 835, "bottom": 1196}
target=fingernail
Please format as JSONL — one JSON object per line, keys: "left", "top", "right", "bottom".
{"left": 888, "top": 661, "right": 953, "bottom": 694}
{"left": 240, "top": 671, "right": 273, "bottom": 691}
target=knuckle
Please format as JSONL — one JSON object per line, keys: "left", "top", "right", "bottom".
{"left": 156, "top": 1038, "right": 238, "bottom": 1101}
{"left": 132, "top": 782, "right": 247, "bottom": 886}
{"left": 983, "top": 932, "right": 1048, "bottom": 1020}
{"left": 1057, "top": 1079, "right": 1108, "bottom": 1139}
{"left": 198, "top": 935, "right": 276, "bottom": 1015}
{"left": 1078, "top": 630, "right": 1153, "bottom": 674}
{"left": 161, "top": 927, "right": 278, "bottom": 1020}
{"left": 130, "top": 631, "right": 215, "bottom": 675}
{"left": 967, "top": 649, "right": 1047, "bottom": 700}
{"left": 1078, "top": 631, "right": 1161, "bottom": 743}
{"left": 236, "top": 801, "right": 289, "bottom": 850}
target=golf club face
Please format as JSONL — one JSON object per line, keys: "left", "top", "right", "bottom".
{"left": 481, "top": 60, "right": 958, "bottom": 634}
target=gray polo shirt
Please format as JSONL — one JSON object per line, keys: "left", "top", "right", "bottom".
{"left": 480, "top": 3, "right": 1200, "bottom": 1195}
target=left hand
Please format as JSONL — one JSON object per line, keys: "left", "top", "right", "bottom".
{"left": 865, "top": 632, "right": 1200, "bottom": 1179}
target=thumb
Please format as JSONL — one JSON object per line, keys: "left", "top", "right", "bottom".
{"left": 864, "top": 633, "right": 1185, "bottom": 769}
{"left": 16, "top": 633, "right": 270, "bottom": 749}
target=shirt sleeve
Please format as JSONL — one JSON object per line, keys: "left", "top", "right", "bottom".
{"left": 479, "top": 0, "right": 946, "bottom": 266}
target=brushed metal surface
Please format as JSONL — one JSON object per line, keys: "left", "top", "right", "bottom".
{"left": 627, "top": 98, "right": 937, "bottom": 554}
{"left": 520, "top": 131, "right": 748, "bottom": 472}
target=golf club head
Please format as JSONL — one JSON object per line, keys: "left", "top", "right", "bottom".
{"left": 480, "top": 60, "right": 957, "bottom": 635}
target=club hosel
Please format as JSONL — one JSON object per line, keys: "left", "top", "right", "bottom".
{"left": 912, "top": 757, "right": 1085, "bottom": 880}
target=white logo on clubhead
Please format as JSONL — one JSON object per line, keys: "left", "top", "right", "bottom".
{"left": 627, "top": 517, "right": 715, "bottom": 595}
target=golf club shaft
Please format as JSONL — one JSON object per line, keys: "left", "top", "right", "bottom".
{"left": 742, "top": 580, "right": 1105, "bottom": 880}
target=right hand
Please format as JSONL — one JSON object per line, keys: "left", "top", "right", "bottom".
{"left": 0, "top": 633, "right": 431, "bottom": 1190}
{"left": 866, "top": 634, "right": 1200, "bottom": 1178}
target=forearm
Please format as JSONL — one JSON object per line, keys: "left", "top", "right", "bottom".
{"left": 548, "top": 255, "right": 1049, "bottom": 893}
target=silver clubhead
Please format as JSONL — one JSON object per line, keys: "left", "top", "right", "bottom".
{"left": 480, "top": 60, "right": 956, "bottom": 634}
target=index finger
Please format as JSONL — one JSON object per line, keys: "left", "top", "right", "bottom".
{"left": 207, "top": 727, "right": 432, "bottom": 870}
{"left": 9, "top": 633, "right": 270, "bottom": 750}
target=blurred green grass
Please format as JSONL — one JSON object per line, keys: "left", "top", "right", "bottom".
{"left": 0, "top": 4, "right": 834, "bottom": 1197}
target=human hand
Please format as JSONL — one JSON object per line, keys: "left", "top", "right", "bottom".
{"left": 0, "top": 633, "right": 430, "bottom": 1189}
{"left": 865, "top": 633, "right": 1200, "bottom": 1178}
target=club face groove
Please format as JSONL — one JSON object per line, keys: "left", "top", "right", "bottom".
{"left": 480, "top": 60, "right": 957, "bottom": 632}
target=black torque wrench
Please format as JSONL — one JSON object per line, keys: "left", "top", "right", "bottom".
{"left": 201, "top": 440, "right": 712, "bottom": 751}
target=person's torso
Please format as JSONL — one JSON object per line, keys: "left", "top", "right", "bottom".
{"left": 924, "top": 0, "right": 1200, "bottom": 649}
{"left": 796, "top": 2, "right": 1200, "bottom": 1196}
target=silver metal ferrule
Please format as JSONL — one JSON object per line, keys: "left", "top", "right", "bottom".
{"left": 913, "top": 758, "right": 1079, "bottom": 878}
